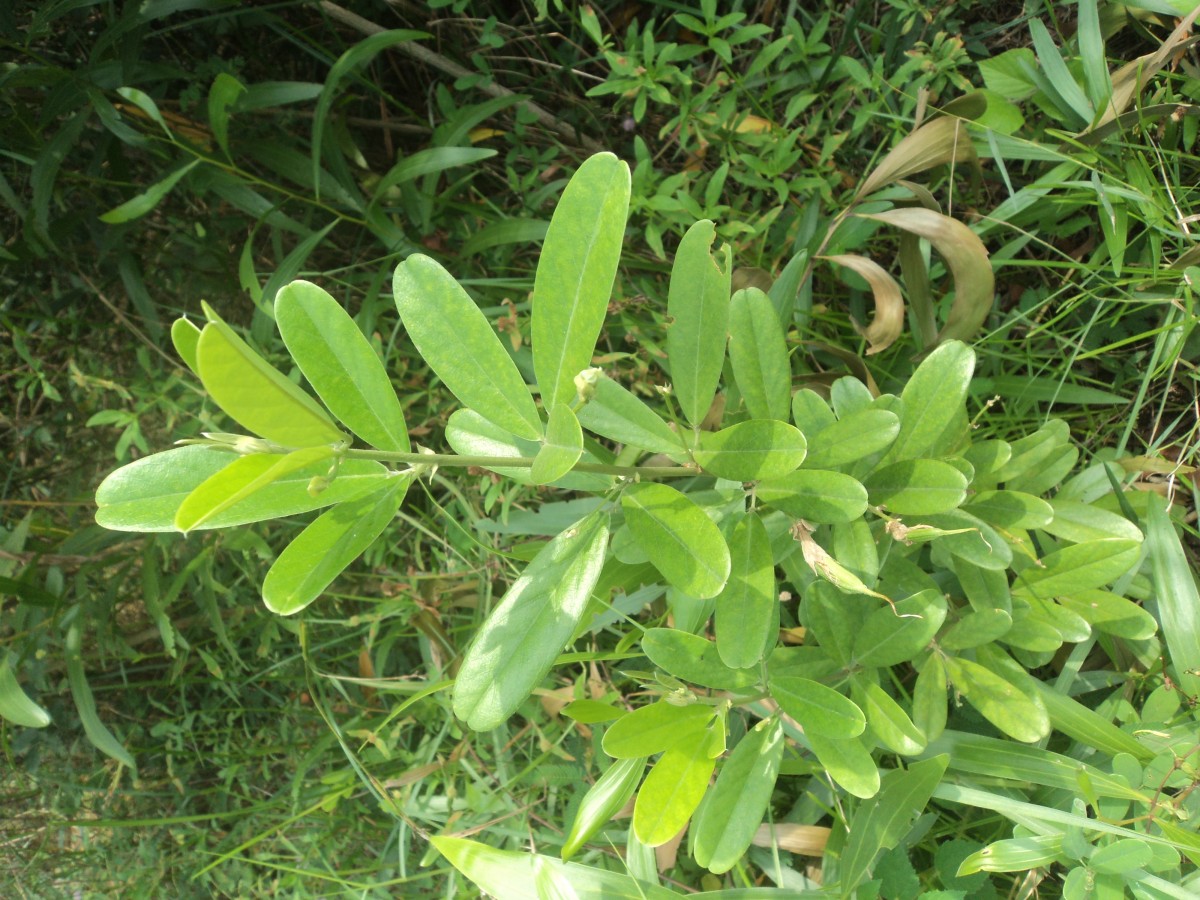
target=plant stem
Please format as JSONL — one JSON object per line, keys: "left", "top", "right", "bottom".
{"left": 342, "top": 448, "right": 699, "bottom": 478}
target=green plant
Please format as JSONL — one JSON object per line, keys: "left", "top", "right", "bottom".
{"left": 74, "top": 149, "right": 1200, "bottom": 894}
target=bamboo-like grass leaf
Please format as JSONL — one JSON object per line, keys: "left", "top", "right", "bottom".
{"left": 532, "top": 152, "right": 631, "bottom": 412}
{"left": 633, "top": 741, "right": 715, "bottom": 847}
{"left": 196, "top": 304, "right": 347, "bottom": 447}
{"left": 261, "top": 475, "right": 410, "bottom": 615}
{"left": 394, "top": 254, "right": 542, "bottom": 440}
{"left": 728, "top": 286, "right": 790, "bottom": 420}
{"left": 693, "top": 420, "right": 807, "bottom": 482}
{"left": 621, "top": 483, "right": 730, "bottom": 599}
{"left": 276, "top": 280, "right": 409, "bottom": 452}
{"left": 95, "top": 445, "right": 390, "bottom": 532}
{"left": 822, "top": 254, "right": 905, "bottom": 355}
{"left": 453, "top": 510, "right": 610, "bottom": 731}
{"left": 692, "top": 718, "right": 784, "bottom": 874}
{"left": 1146, "top": 495, "right": 1200, "bottom": 699}
{"left": 859, "top": 209, "right": 994, "bottom": 346}
{"left": 530, "top": 402, "right": 583, "bottom": 484}
{"left": 856, "top": 116, "right": 975, "bottom": 200}
{"left": 879, "top": 339, "right": 974, "bottom": 464}
{"left": 0, "top": 657, "right": 51, "bottom": 728}
{"left": 99, "top": 159, "right": 201, "bottom": 223}
{"left": 667, "top": 219, "right": 731, "bottom": 429}
{"left": 770, "top": 674, "right": 866, "bottom": 739}
{"left": 561, "top": 757, "right": 646, "bottom": 860}
{"left": 715, "top": 513, "right": 776, "bottom": 669}
{"left": 66, "top": 623, "right": 136, "bottom": 769}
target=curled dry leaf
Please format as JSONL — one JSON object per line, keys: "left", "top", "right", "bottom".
{"left": 856, "top": 115, "right": 975, "bottom": 200}
{"left": 821, "top": 253, "right": 905, "bottom": 355}
{"left": 752, "top": 823, "right": 830, "bottom": 857}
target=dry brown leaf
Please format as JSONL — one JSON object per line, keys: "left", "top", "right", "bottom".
{"left": 752, "top": 822, "right": 831, "bottom": 857}
{"left": 821, "top": 253, "right": 905, "bottom": 355}
{"left": 856, "top": 116, "right": 974, "bottom": 200}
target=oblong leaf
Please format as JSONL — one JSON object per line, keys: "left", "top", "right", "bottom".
{"left": 576, "top": 373, "right": 686, "bottom": 457}
{"left": 770, "top": 675, "right": 866, "bottom": 739}
{"left": 808, "top": 732, "right": 880, "bottom": 798}
{"left": 1044, "top": 499, "right": 1145, "bottom": 544}
{"left": 880, "top": 339, "right": 974, "bottom": 463}
{"left": 801, "top": 408, "right": 900, "bottom": 469}
{"left": 940, "top": 608, "right": 1014, "bottom": 651}
{"left": 715, "top": 513, "right": 776, "bottom": 669}
{"left": 633, "top": 742, "right": 715, "bottom": 847}
{"left": 642, "top": 628, "right": 758, "bottom": 690}
{"left": 693, "top": 420, "right": 807, "bottom": 482}
{"left": 621, "top": 483, "right": 730, "bottom": 599}
{"left": 865, "top": 458, "right": 968, "bottom": 515}
{"left": 276, "top": 280, "right": 410, "bottom": 452}
{"left": 852, "top": 588, "right": 947, "bottom": 667}
{"left": 693, "top": 718, "right": 784, "bottom": 873}
{"left": 728, "top": 286, "right": 790, "bottom": 421}
{"left": 1056, "top": 590, "right": 1156, "bottom": 640}
{"left": 532, "top": 152, "right": 631, "bottom": 412}
{"left": 756, "top": 469, "right": 868, "bottom": 524}
{"left": 860, "top": 680, "right": 926, "bottom": 755}
{"left": 0, "top": 657, "right": 51, "bottom": 728}
{"left": 261, "top": 475, "right": 410, "bottom": 615}
{"left": 453, "top": 511, "right": 611, "bottom": 731}
{"left": 667, "top": 219, "right": 731, "bottom": 428}
{"left": 561, "top": 757, "right": 646, "bottom": 860}
{"left": 170, "top": 317, "right": 201, "bottom": 374}
{"left": 943, "top": 655, "right": 1049, "bottom": 743}
{"left": 196, "top": 307, "right": 347, "bottom": 447}
{"left": 602, "top": 701, "right": 717, "bottom": 759}
{"left": 964, "top": 490, "right": 1054, "bottom": 529}
{"left": 393, "top": 253, "right": 541, "bottom": 440}
{"left": 1013, "top": 539, "right": 1141, "bottom": 600}
{"left": 530, "top": 402, "right": 583, "bottom": 484}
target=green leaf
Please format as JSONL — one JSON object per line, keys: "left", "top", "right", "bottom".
{"left": 864, "top": 459, "right": 968, "bottom": 515}
{"left": 561, "top": 757, "right": 646, "bottom": 860}
{"left": 170, "top": 317, "right": 201, "bottom": 374}
{"left": 839, "top": 755, "right": 948, "bottom": 894}
{"left": 942, "top": 655, "right": 1049, "bottom": 742}
{"left": 95, "top": 445, "right": 390, "bottom": 532}
{"left": 770, "top": 675, "right": 866, "bottom": 739}
{"left": 276, "top": 280, "right": 409, "bottom": 452}
{"left": 602, "top": 701, "right": 717, "bottom": 759}
{"left": 912, "top": 654, "right": 947, "bottom": 743}
{"left": 66, "top": 623, "right": 135, "bottom": 770}
{"left": 530, "top": 402, "right": 584, "bottom": 485}
{"left": 1044, "top": 500, "right": 1145, "bottom": 544}
{"left": 859, "top": 680, "right": 926, "bottom": 755}
{"left": 728, "top": 287, "right": 790, "bottom": 422}
{"left": 532, "top": 152, "right": 631, "bottom": 412}
{"left": 394, "top": 254, "right": 541, "bottom": 440}
{"left": 621, "top": 483, "right": 731, "bottom": 599}
{"left": 369, "top": 146, "right": 496, "bottom": 210}
{"left": 174, "top": 447, "right": 334, "bottom": 532}
{"left": 792, "top": 388, "right": 837, "bottom": 435}
{"left": 641, "top": 629, "right": 758, "bottom": 690}
{"left": 195, "top": 307, "right": 347, "bottom": 447}
{"left": 453, "top": 511, "right": 610, "bottom": 731}
{"left": 576, "top": 373, "right": 686, "bottom": 457}
{"left": 715, "top": 513, "right": 776, "bottom": 669}
{"left": 1146, "top": 495, "right": 1200, "bottom": 700}
{"left": 633, "top": 741, "right": 715, "bottom": 847}
{"left": 757, "top": 469, "right": 868, "bottom": 524}
{"left": 1089, "top": 839, "right": 1153, "bottom": 875}
{"left": 0, "top": 656, "right": 50, "bottom": 728}
{"left": 207, "top": 72, "right": 245, "bottom": 156}
{"left": 693, "top": 718, "right": 784, "bottom": 874}
{"left": 694, "top": 420, "right": 807, "bottom": 482}
{"left": 853, "top": 589, "right": 947, "bottom": 667}
{"left": 956, "top": 835, "right": 1066, "bottom": 876}
{"left": 801, "top": 408, "right": 901, "bottom": 469}
{"left": 880, "top": 340, "right": 974, "bottom": 464}
{"left": 1013, "top": 539, "right": 1141, "bottom": 600}
{"left": 99, "top": 159, "right": 201, "bottom": 223}
{"left": 808, "top": 732, "right": 880, "bottom": 798}
{"left": 311, "top": 29, "right": 428, "bottom": 198}
{"left": 261, "top": 475, "right": 410, "bottom": 615}
{"left": 963, "top": 490, "right": 1054, "bottom": 529}
{"left": 667, "top": 219, "right": 731, "bottom": 428}
{"left": 940, "top": 608, "right": 1014, "bottom": 651}
{"left": 561, "top": 700, "right": 626, "bottom": 724}
{"left": 1056, "top": 590, "right": 1157, "bottom": 640}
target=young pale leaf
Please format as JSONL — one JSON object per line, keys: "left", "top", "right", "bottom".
{"left": 196, "top": 310, "right": 347, "bottom": 447}
{"left": 801, "top": 408, "right": 901, "bottom": 469}
{"left": 838, "top": 755, "right": 949, "bottom": 893}
{"left": 530, "top": 402, "right": 583, "bottom": 484}
{"left": 262, "top": 475, "right": 410, "bottom": 615}
{"left": 822, "top": 254, "right": 905, "bottom": 355}
{"left": 66, "top": 623, "right": 135, "bottom": 769}
{"left": 852, "top": 588, "right": 947, "bottom": 667}
{"left": 99, "top": 159, "right": 201, "bottom": 223}
{"left": 808, "top": 732, "right": 880, "bottom": 798}
{"left": 693, "top": 420, "right": 807, "bottom": 482}
{"left": 174, "top": 447, "right": 335, "bottom": 532}
{"left": 95, "top": 445, "right": 390, "bottom": 532}
{"left": 728, "top": 286, "right": 791, "bottom": 421}
{"left": 561, "top": 757, "right": 646, "bottom": 860}
{"left": 943, "top": 655, "right": 1049, "bottom": 742}
{"left": 276, "top": 280, "right": 409, "bottom": 452}
{"left": 453, "top": 511, "right": 610, "bottom": 731}
{"left": 858, "top": 209, "right": 994, "bottom": 346}
{"left": 879, "top": 340, "right": 974, "bottom": 464}
{"left": 692, "top": 718, "right": 784, "bottom": 874}
{"left": 865, "top": 459, "right": 968, "bottom": 515}
{"left": 532, "top": 152, "right": 630, "bottom": 412}
{"left": 756, "top": 469, "right": 868, "bottom": 524}
{"left": 633, "top": 742, "right": 715, "bottom": 847}
{"left": 206, "top": 72, "right": 245, "bottom": 156}
{"left": 394, "top": 254, "right": 541, "bottom": 440}
{"left": 170, "top": 317, "right": 201, "bottom": 374}
{"left": 715, "top": 513, "right": 776, "bottom": 669}
{"left": 1013, "top": 539, "right": 1141, "bottom": 600}
{"left": 667, "top": 219, "right": 731, "bottom": 428}
{"left": 860, "top": 680, "right": 926, "bottom": 755}
{"left": 0, "top": 657, "right": 51, "bottom": 728}
{"left": 770, "top": 675, "right": 866, "bottom": 739}
{"left": 856, "top": 116, "right": 976, "bottom": 200}
{"left": 602, "top": 701, "right": 717, "bottom": 759}
{"left": 641, "top": 629, "right": 758, "bottom": 690}
{"left": 575, "top": 372, "right": 686, "bottom": 457}
{"left": 621, "top": 483, "right": 730, "bottom": 599}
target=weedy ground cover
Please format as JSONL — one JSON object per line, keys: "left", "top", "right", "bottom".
{"left": 2, "top": 1, "right": 1199, "bottom": 896}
